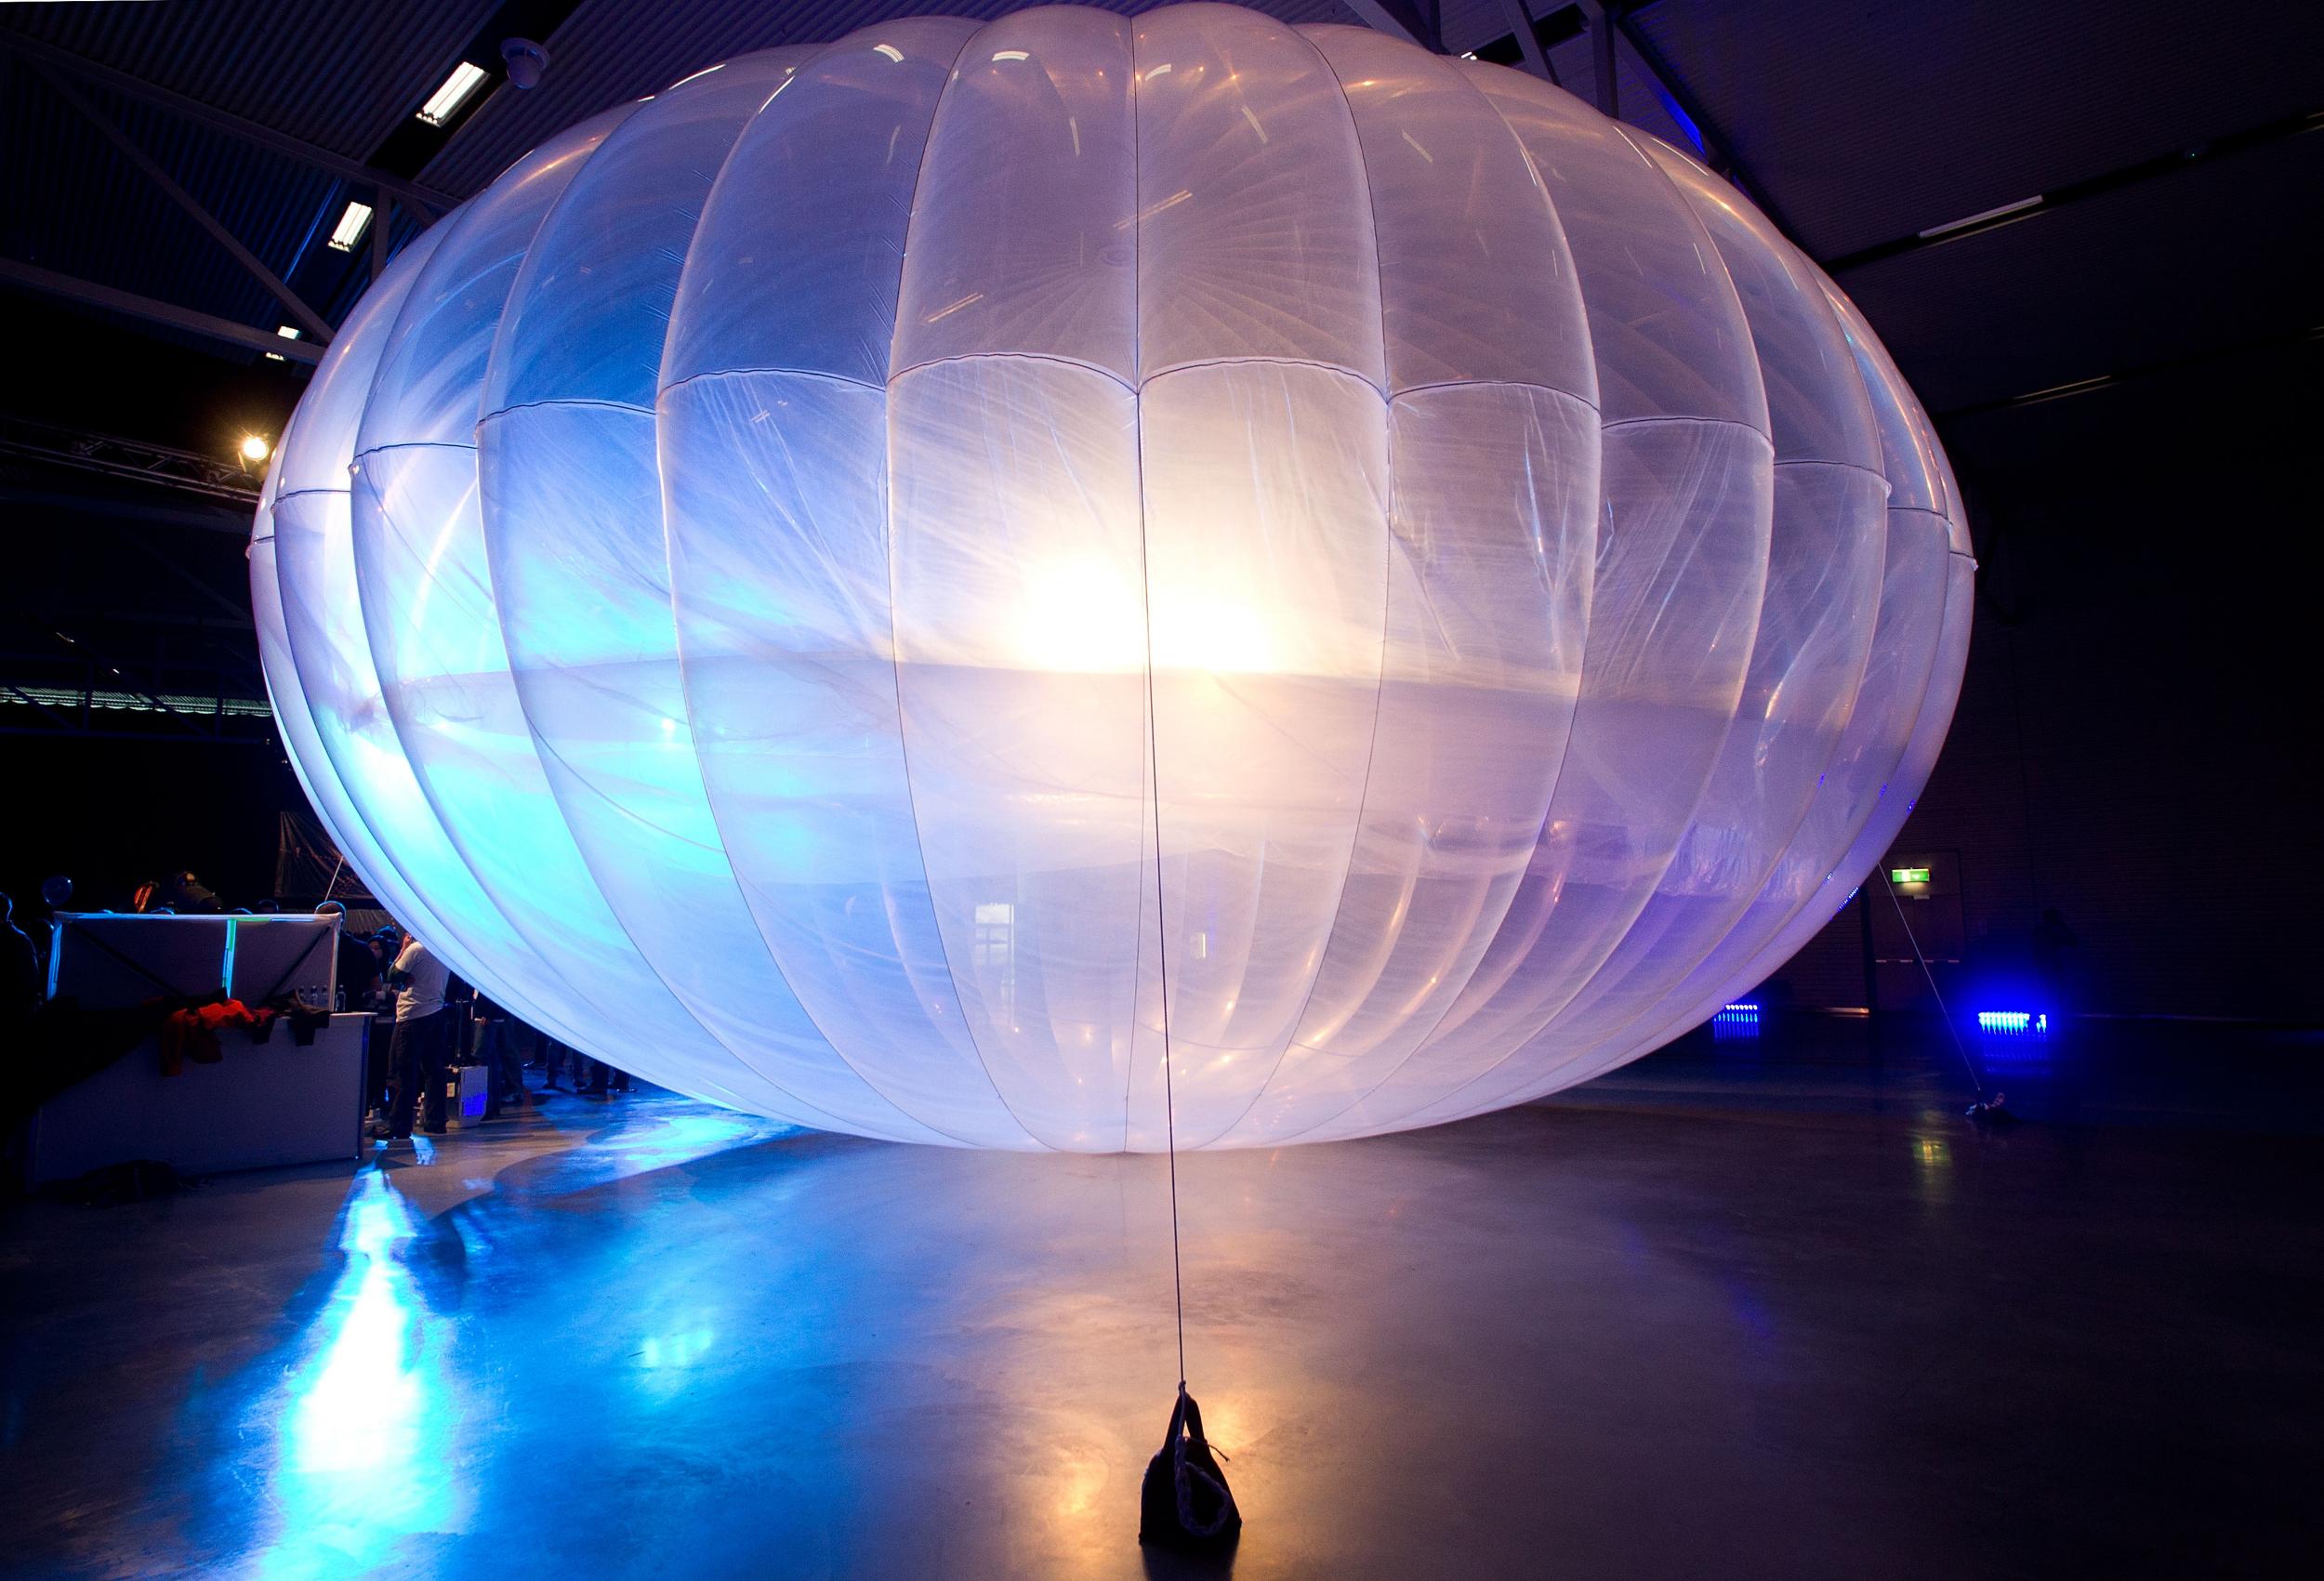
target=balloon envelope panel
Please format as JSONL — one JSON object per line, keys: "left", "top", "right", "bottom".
{"left": 255, "top": 3, "right": 1970, "bottom": 1150}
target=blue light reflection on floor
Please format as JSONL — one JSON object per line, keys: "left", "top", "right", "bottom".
{"left": 229, "top": 1103, "right": 798, "bottom": 1574}
{"left": 538, "top": 1109, "right": 797, "bottom": 1194}
{"left": 247, "top": 1164, "right": 467, "bottom": 1577}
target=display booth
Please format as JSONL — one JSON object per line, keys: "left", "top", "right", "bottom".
{"left": 29, "top": 914, "right": 368, "bottom": 1184}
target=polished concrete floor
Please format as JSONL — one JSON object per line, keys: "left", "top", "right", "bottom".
{"left": 5, "top": 1021, "right": 2320, "bottom": 1580}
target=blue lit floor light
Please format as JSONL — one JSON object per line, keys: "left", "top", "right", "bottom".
{"left": 1712, "top": 1002, "right": 1762, "bottom": 1041}
{"left": 1974, "top": 1009, "right": 2053, "bottom": 1074}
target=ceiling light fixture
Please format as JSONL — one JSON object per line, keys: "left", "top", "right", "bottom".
{"left": 1916, "top": 193, "right": 2043, "bottom": 240}
{"left": 417, "top": 61, "right": 489, "bottom": 126}
{"left": 326, "top": 201, "right": 373, "bottom": 252}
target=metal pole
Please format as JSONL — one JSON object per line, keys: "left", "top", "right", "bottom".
{"left": 371, "top": 191, "right": 392, "bottom": 283}
{"left": 1858, "top": 879, "right": 1882, "bottom": 1062}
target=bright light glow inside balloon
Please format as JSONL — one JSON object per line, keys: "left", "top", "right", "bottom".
{"left": 252, "top": 4, "right": 1971, "bottom": 1152}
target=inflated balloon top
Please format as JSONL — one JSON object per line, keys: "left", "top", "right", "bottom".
{"left": 253, "top": 3, "right": 1971, "bottom": 1150}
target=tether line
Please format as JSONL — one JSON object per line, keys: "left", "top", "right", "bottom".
{"left": 1882, "top": 869, "right": 1985, "bottom": 1096}
{"left": 1139, "top": 537, "right": 1187, "bottom": 1389}
{"left": 1130, "top": 411, "right": 1186, "bottom": 1386}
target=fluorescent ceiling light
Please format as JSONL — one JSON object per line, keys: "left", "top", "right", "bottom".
{"left": 326, "top": 201, "right": 373, "bottom": 252}
{"left": 1916, "top": 194, "right": 2042, "bottom": 240}
{"left": 276, "top": 325, "right": 301, "bottom": 340}
{"left": 417, "top": 61, "right": 489, "bottom": 126}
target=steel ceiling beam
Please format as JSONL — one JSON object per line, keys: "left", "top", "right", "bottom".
{"left": 1342, "top": 0, "right": 1441, "bottom": 52}
{"left": 1824, "top": 106, "right": 2324, "bottom": 273}
{"left": 27, "top": 59, "right": 334, "bottom": 342}
{"left": 372, "top": 187, "right": 393, "bottom": 281}
{"left": 1575, "top": 1, "right": 1618, "bottom": 117}
{"left": 1492, "top": 0, "right": 1555, "bottom": 82}
{"left": 0, "top": 258, "right": 326, "bottom": 364}
{"left": 0, "top": 27, "right": 457, "bottom": 217}
{"left": 0, "top": 416, "right": 261, "bottom": 506}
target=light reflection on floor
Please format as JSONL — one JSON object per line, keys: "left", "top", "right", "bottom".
{"left": 249, "top": 1165, "right": 464, "bottom": 1576}
{"left": 518, "top": 1107, "right": 796, "bottom": 1194}
{"left": 225, "top": 1103, "right": 801, "bottom": 1574}
{"left": 9, "top": 1028, "right": 2319, "bottom": 1580}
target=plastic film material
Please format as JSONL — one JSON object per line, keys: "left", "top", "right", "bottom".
{"left": 1133, "top": 4, "right": 1385, "bottom": 386}
{"left": 1554, "top": 286, "right": 1966, "bottom": 1081}
{"left": 478, "top": 52, "right": 932, "bottom": 1139}
{"left": 353, "top": 112, "right": 825, "bottom": 1117}
{"left": 265, "top": 231, "right": 603, "bottom": 1056}
{"left": 253, "top": 5, "right": 1968, "bottom": 1149}
{"left": 1413, "top": 134, "right": 1896, "bottom": 1117}
{"left": 663, "top": 20, "right": 980, "bottom": 391}
{"left": 889, "top": 357, "right": 1149, "bottom": 1148}
{"left": 891, "top": 7, "right": 1137, "bottom": 383}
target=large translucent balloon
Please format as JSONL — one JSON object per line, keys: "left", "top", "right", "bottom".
{"left": 254, "top": 4, "right": 1971, "bottom": 1151}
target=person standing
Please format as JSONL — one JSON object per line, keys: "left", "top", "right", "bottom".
{"left": 535, "top": 1035, "right": 570, "bottom": 1092}
{"left": 2, "top": 891, "right": 41, "bottom": 1024}
{"left": 474, "top": 996, "right": 531, "bottom": 1117}
{"left": 378, "top": 933, "right": 452, "bottom": 1140}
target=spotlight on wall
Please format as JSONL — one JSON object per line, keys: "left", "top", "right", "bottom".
{"left": 326, "top": 201, "right": 373, "bottom": 252}
{"left": 240, "top": 434, "right": 271, "bottom": 464}
{"left": 501, "top": 37, "right": 549, "bottom": 90}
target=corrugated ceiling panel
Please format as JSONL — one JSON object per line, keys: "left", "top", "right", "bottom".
{"left": 1, "top": 0, "right": 501, "bottom": 157}
{"left": 1837, "top": 129, "right": 2324, "bottom": 413}
{"left": 1435, "top": 0, "right": 1505, "bottom": 53}
{"left": 1631, "top": 0, "right": 2324, "bottom": 261}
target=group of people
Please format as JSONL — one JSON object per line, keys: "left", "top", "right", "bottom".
{"left": 317, "top": 903, "right": 637, "bottom": 1143}
{"left": 6, "top": 878, "right": 640, "bottom": 1146}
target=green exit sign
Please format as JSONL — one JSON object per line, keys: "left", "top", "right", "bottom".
{"left": 1890, "top": 866, "right": 1933, "bottom": 885}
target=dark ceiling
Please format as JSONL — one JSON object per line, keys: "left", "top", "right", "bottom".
{"left": 5, "top": 0, "right": 2317, "bottom": 416}
{"left": 0, "top": 0, "right": 2317, "bottom": 769}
